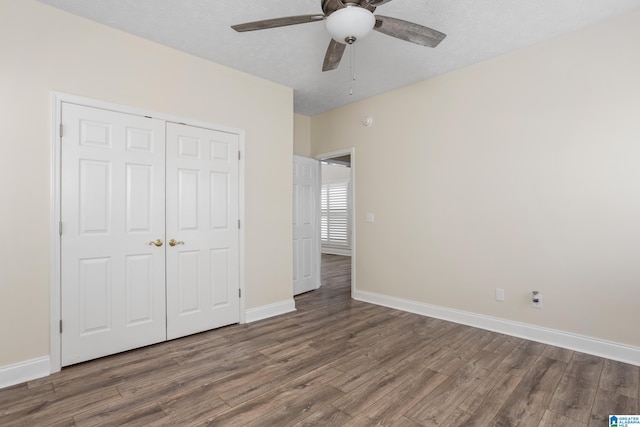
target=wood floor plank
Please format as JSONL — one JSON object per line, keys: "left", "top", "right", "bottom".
{"left": 548, "top": 372, "right": 598, "bottom": 424}
{"left": 386, "top": 342, "right": 450, "bottom": 375}
{"left": 0, "top": 385, "right": 122, "bottom": 426}
{"left": 489, "top": 356, "right": 567, "bottom": 427}
{"left": 458, "top": 371, "right": 522, "bottom": 421}
{"left": 216, "top": 352, "right": 341, "bottom": 407}
{"left": 483, "top": 334, "right": 524, "bottom": 356}
{"left": 541, "top": 345, "right": 574, "bottom": 363}
{"left": 359, "top": 368, "right": 448, "bottom": 425}
{"left": 201, "top": 368, "right": 345, "bottom": 426}
{"left": 404, "top": 369, "right": 483, "bottom": 426}
{"left": 293, "top": 405, "right": 353, "bottom": 426}
{"left": 392, "top": 416, "right": 429, "bottom": 427}
{"left": 497, "top": 346, "right": 543, "bottom": 377}
{"left": 589, "top": 388, "right": 639, "bottom": 427}
{"left": 331, "top": 370, "right": 406, "bottom": 417}
{"left": 73, "top": 400, "right": 166, "bottom": 427}
{"left": 329, "top": 355, "right": 386, "bottom": 393}
{"left": 565, "top": 352, "right": 604, "bottom": 385}
{"left": 598, "top": 358, "right": 639, "bottom": 399}
{"left": 0, "top": 382, "right": 55, "bottom": 416}
{"left": 244, "top": 384, "right": 343, "bottom": 427}
{"left": 155, "top": 382, "right": 231, "bottom": 425}
{"left": 539, "top": 409, "right": 588, "bottom": 427}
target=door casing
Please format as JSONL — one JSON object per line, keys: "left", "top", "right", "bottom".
{"left": 49, "top": 92, "right": 246, "bottom": 373}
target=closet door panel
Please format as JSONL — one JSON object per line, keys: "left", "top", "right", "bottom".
{"left": 61, "top": 103, "right": 166, "bottom": 366}
{"left": 166, "top": 123, "right": 240, "bottom": 340}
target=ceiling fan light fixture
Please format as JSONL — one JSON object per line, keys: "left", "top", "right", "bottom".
{"left": 325, "top": 6, "right": 376, "bottom": 44}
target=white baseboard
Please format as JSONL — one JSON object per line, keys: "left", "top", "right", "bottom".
{"left": 245, "top": 299, "right": 296, "bottom": 323}
{"left": 0, "top": 356, "right": 50, "bottom": 389}
{"left": 354, "top": 289, "right": 640, "bottom": 366}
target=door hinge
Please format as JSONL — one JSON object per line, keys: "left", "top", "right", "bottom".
{"left": 238, "top": 151, "right": 241, "bottom": 161}
{"left": 59, "top": 123, "right": 64, "bottom": 137}
{"left": 239, "top": 288, "right": 241, "bottom": 298}
{"left": 59, "top": 221, "right": 63, "bottom": 236}
{"left": 238, "top": 219, "right": 241, "bottom": 229}
{"left": 59, "top": 320, "right": 63, "bottom": 334}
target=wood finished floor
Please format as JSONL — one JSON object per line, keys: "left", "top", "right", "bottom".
{"left": 1, "top": 254, "right": 638, "bottom": 426}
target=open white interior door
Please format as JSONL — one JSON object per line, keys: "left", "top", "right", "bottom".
{"left": 293, "top": 155, "right": 320, "bottom": 295}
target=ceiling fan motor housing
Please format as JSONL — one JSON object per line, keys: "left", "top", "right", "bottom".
{"left": 322, "top": 0, "right": 377, "bottom": 16}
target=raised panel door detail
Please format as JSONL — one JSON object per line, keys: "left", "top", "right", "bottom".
{"left": 302, "top": 237, "right": 313, "bottom": 279}
{"left": 301, "top": 163, "right": 313, "bottom": 180}
{"left": 178, "top": 251, "right": 201, "bottom": 315}
{"left": 210, "top": 172, "right": 229, "bottom": 230}
{"left": 79, "top": 257, "right": 112, "bottom": 335}
{"left": 126, "top": 127, "right": 153, "bottom": 152}
{"left": 292, "top": 239, "right": 299, "bottom": 281}
{"left": 126, "top": 164, "right": 153, "bottom": 233}
{"left": 300, "top": 184, "right": 313, "bottom": 226}
{"left": 210, "top": 139, "right": 230, "bottom": 162}
{"left": 211, "top": 249, "right": 229, "bottom": 307}
{"left": 79, "top": 160, "right": 111, "bottom": 235}
{"left": 292, "top": 181, "right": 299, "bottom": 226}
{"left": 178, "top": 169, "right": 199, "bottom": 230}
{"left": 178, "top": 136, "right": 201, "bottom": 159}
{"left": 125, "top": 254, "right": 154, "bottom": 325}
{"left": 80, "top": 120, "right": 111, "bottom": 148}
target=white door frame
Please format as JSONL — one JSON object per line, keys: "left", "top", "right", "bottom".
{"left": 315, "top": 148, "right": 356, "bottom": 297}
{"left": 49, "top": 92, "right": 246, "bottom": 373}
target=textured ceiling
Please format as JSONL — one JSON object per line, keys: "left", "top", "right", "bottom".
{"left": 37, "top": 0, "right": 640, "bottom": 116}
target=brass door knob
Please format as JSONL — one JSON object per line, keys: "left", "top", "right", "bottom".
{"left": 169, "top": 239, "right": 185, "bottom": 247}
{"left": 147, "top": 239, "right": 163, "bottom": 247}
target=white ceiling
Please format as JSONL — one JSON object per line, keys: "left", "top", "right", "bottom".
{"left": 37, "top": 0, "right": 640, "bottom": 116}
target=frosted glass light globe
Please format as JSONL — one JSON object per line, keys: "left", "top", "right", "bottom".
{"left": 325, "top": 6, "right": 376, "bottom": 44}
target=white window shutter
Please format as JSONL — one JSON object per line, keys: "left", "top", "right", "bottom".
{"left": 321, "top": 182, "right": 350, "bottom": 248}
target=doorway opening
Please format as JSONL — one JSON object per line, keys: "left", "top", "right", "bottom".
{"left": 317, "top": 149, "right": 355, "bottom": 298}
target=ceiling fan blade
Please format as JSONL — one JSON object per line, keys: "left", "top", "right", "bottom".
{"left": 368, "top": 0, "right": 396, "bottom": 5}
{"left": 322, "top": 39, "right": 346, "bottom": 72}
{"left": 374, "top": 15, "right": 446, "bottom": 47}
{"left": 231, "top": 14, "right": 325, "bottom": 32}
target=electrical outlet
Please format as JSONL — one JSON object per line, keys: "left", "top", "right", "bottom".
{"left": 532, "top": 291, "right": 543, "bottom": 308}
{"left": 495, "top": 288, "right": 505, "bottom": 302}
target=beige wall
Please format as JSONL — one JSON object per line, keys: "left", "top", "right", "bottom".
{"left": 311, "top": 10, "right": 640, "bottom": 348}
{"left": 0, "top": 0, "right": 293, "bottom": 367}
{"left": 293, "top": 114, "right": 311, "bottom": 157}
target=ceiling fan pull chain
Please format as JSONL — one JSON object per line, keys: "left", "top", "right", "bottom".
{"left": 349, "top": 44, "right": 356, "bottom": 96}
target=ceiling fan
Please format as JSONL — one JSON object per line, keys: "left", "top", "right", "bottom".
{"left": 232, "top": 0, "right": 446, "bottom": 72}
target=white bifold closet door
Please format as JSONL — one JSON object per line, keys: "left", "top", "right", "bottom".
{"left": 60, "top": 103, "right": 239, "bottom": 366}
